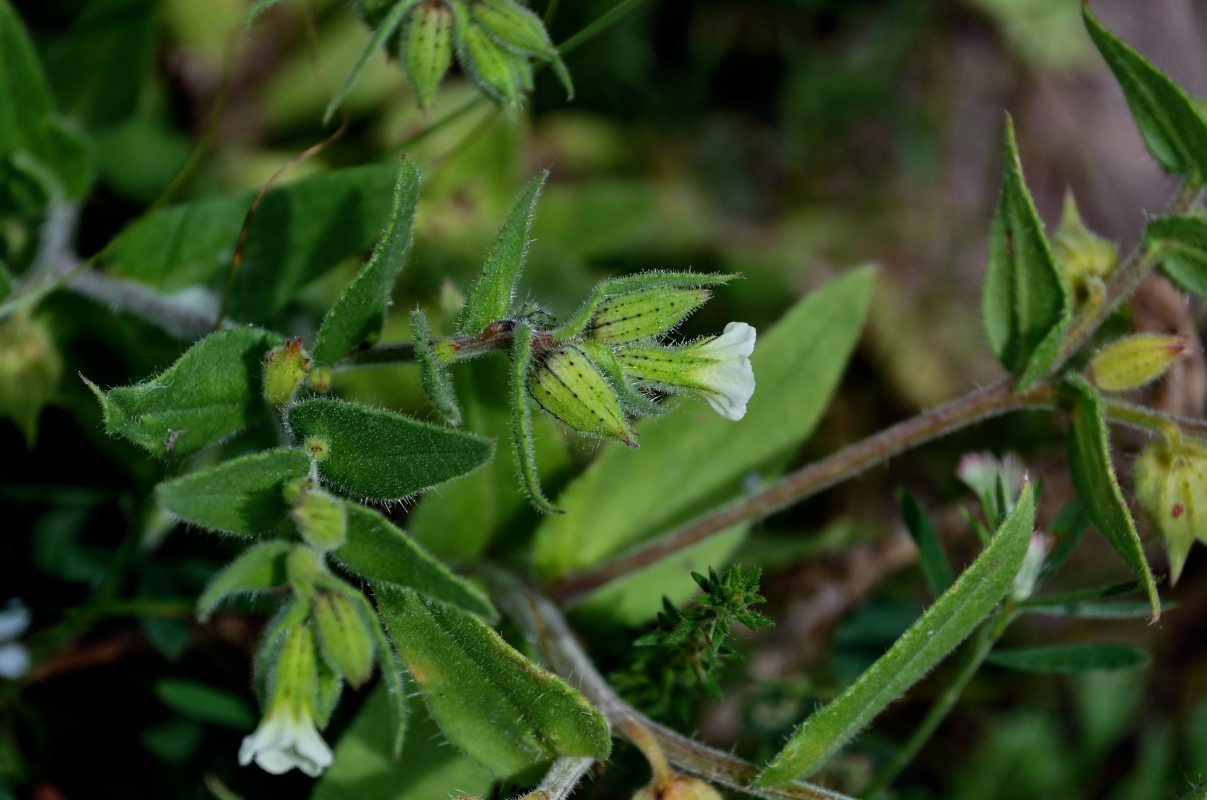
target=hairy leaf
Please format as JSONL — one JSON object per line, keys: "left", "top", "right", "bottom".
{"left": 332, "top": 503, "right": 496, "bottom": 620}
{"left": 411, "top": 308, "right": 462, "bottom": 425}
{"left": 987, "top": 643, "right": 1149, "bottom": 673}
{"left": 981, "top": 117, "right": 1071, "bottom": 389}
{"left": 757, "top": 483, "right": 1036, "bottom": 786}
{"left": 287, "top": 399, "right": 493, "bottom": 500}
{"left": 157, "top": 449, "right": 311, "bottom": 536}
{"left": 84, "top": 327, "right": 282, "bottom": 457}
{"left": 376, "top": 587, "right": 611, "bottom": 777}
{"left": 1085, "top": 8, "right": 1207, "bottom": 184}
{"left": 1063, "top": 375, "right": 1160, "bottom": 620}
{"left": 197, "top": 540, "right": 292, "bottom": 621}
{"left": 1145, "top": 215, "right": 1207, "bottom": 300}
{"left": 458, "top": 172, "right": 546, "bottom": 334}
{"left": 313, "top": 158, "right": 420, "bottom": 366}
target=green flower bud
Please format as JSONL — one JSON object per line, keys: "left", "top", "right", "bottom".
{"left": 308, "top": 366, "right": 332, "bottom": 394}
{"left": 470, "top": 0, "right": 572, "bottom": 97}
{"left": 305, "top": 436, "right": 331, "bottom": 462}
{"left": 263, "top": 338, "right": 311, "bottom": 407}
{"left": 405, "top": 0, "right": 455, "bottom": 110}
{"left": 458, "top": 16, "right": 525, "bottom": 108}
{"left": 529, "top": 343, "right": 637, "bottom": 446}
{"left": 290, "top": 486, "right": 347, "bottom": 551}
{"left": 286, "top": 546, "right": 323, "bottom": 598}
{"left": 312, "top": 591, "right": 375, "bottom": 688}
{"left": 1134, "top": 438, "right": 1207, "bottom": 584}
{"left": 587, "top": 288, "right": 711, "bottom": 345}
{"left": 1052, "top": 191, "right": 1118, "bottom": 303}
{"left": 0, "top": 313, "right": 60, "bottom": 448}
{"left": 1088, "top": 333, "right": 1195, "bottom": 392}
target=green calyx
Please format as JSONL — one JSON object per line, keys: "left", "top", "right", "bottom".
{"left": 528, "top": 343, "right": 637, "bottom": 446}
{"left": 588, "top": 287, "right": 711, "bottom": 345}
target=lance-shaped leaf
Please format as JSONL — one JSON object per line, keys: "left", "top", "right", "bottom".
{"left": 1085, "top": 8, "right": 1207, "bottom": 184}
{"left": 156, "top": 449, "right": 311, "bottom": 536}
{"left": 457, "top": 172, "right": 546, "bottom": 334}
{"left": 1145, "top": 215, "right": 1207, "bottom": 300}
{"left": 197, "top": 540, "right": 293, "bottom": 621}
{"left": 986, "top": 643, "right": 1149, "bottom": 674}
{"left": 981, "top": 117, "right": 1071, "bottom": 389}
{"left": 287, "top": 399, "right": 492, "bottom": 500}
{"left": 756, "top": 483, "right": 1036, "bottom": 786}
{"left": 83, "top": 327, "right": 282, "bottom": 457}
{"left": 332, "top": 502, "right": 496, "bottom": 620}
{"left": 898, "top": 488, "right": 954, "bottom": 597}
{"left": 313, "top": 158, "right": 421, "bottom": 366}
{"left": 1063, "top": 375, "right": 1160, "bottom": 620}
{"left": 376, "top": 587, "right": 610, "bottom": 777}
{"left": 323, "top": 0, "right": 421, "bottom": 124}
{"left": 411, "top": 308, "right": 461, "bottom": 425}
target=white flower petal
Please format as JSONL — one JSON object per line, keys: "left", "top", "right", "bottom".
{"left": 0, "top": 643, "right": 30, "bottom": 680}
{"left": 688, "top": 322, "right": 756, "bottom": 420}
{"left": 694, "top": 321, "right": 756, "bottom": 360}
{"left": 239, "top": 705, "right": 333, "bottom": 777}
{"left": 0, "top": 604, "right": 31, "bottom": 641}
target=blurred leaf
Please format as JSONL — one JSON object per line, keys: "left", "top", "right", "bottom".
{"left": 313, "top": 158, "right": 420, "bottom": 366}
{"left": 756, "top": 483, "right": 1036, "bottom": 786}
{"left": 981, "top": 117, "right": 1070, "bottom": 389}
{"left": 154, "top": 679, "right": 256, "bottom": 729}
{"left": 324, "top": 0, "right": 419, "bottom": 124}
{"left": 458, "top": 171, "right": 547, "bottom": 334}
{"left": 83, "top": 327, "right": 282, "bottom": 457}
{"left": 333, "top": 503, "right": 496, "bottom": 620}
{"left": 101, "top": 164, "right": 399, "bottom": 320}
{"left": 1021, "top": 580, "right": 1163, "bottom": 619}
{"left": 140, "top": 718, "right": 203, "bottom": 764}
{"left": 197, "top": 540, "right": 292, "bottom": 620}
{"left": 44, "top": 0, "right": 154, "bottom": 129}
{"left": 1085, "top": 8, "right": 1207, "bottom": 184}
{"left": 313, "top": 684, "right": 493, "bottom": 800}
{"left": 156, "top": 449, "right": 310, "bottom": 535}
{"left": 141, "top": 616, "right": 191, "bottom": 660}
{"left": 1145, "top": 215, "right": 1207, "bottom": 300}
{"left": 898, "top": 488, "right": 953, "bottom": 597}
{"left": 376, "top": 587, "right": 611, "bottom": 777}
{"left": 287, "top": 399, "right": 493, "bottom": 500}
{"left": 534, "top": 267, "right": 874, "bottom": 624}
{"left": 1063, "top": 375, "right": 1160, "bottom": 620}
{"left": 987, "top": 643, "right": 1149, "bottom": 673}
{"left": 0, "top": 261, "right": 10, "bottom": 299}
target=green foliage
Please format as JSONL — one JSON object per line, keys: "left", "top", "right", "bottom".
{"left": 197, "top": 541, "right": 293, "bottom": 621}
{"left": 154, "top": 679, "right": 257, "bottom": 729}
{"left": 411, "top": 308, "right": 462, "bottom": 425}
{"left": 981, "top": 117, "right": 1071, "bottom": 389}
{"left": 898, "top": 488, "right": 954, "bottom": 597}
{"left": 313, "top": 158, "right": 420, "bottom": 366}
{"left": 286, "top": 398, "right": 493, "bottom": 500}
{"left": 1084, "top": 7, "right": 1207, "bottom": 184}
{"left": 1062, "top": 375, "right": 1160, "bottom": 620}
{"left": 84, "top": 327, "right": 283, "bottom": 457}
{"left": 986, "top": 643, "right": 1149, "bottom": 674}
{"left": 324, "top": 0, "right": 422, "bottom": 124}
{"left": 757, "top": 482, "right": 1036, "bottom": 786}
{"left": 376, "top": 587, "right": 611, "bottom": 777}
{"left": 1145, "top": 215, "right": 1207, "bottom": 299}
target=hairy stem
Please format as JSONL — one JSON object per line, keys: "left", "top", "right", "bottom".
{"left": 531, "top": 755, "right": 595, "bottom": 800}
{"left": 552, "top": 380, "right": 1051, "bottom": 604}
{"left": 485, "top": 571, "right": 857, "bottom": 800}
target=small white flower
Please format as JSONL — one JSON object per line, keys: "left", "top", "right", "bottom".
{"left": 0, "top": 601, "right": 31, "bottom": 680}
{"left": 238, "top": 690, "right": 334, "bottom": 777}
{"left": 686, "top": 322, "right": 757, "bottom": 420}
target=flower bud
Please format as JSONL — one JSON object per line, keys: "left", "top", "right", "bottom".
{"left": 471, "top": 0, "right": 553, "bottom": 56}
{"left": 308, "top": 366, "right": 332, "bottom": 394}
{"left": 1133, "top": 439, "right": 1207, "bottom": 584}
{"left": 633, "top": 776, "right": 723, "bottom": 800}
{"left": 405, "top": 0, "right": 455, "bottom": 110}
{"left": 0, "top": 314, "right": 61, "bottom": 447}
{"left": 312, "top": 592, "right": 375, "bottom": 688}
{"left": 1088, "top": 333, "right": 1195, "bottom": 392}
{"left": 290, "top": 486, "right": 347, "bottom": 551}
{"left": 286, "top": 546, "right": 323, "bottom": 598}
{"left": 529, "top": 344, "right": 637, "bottom": 446}
{"left": 305, "top": 436, "right": 331, "bottom": 462}
{"left": 459, "top": 18, "right": 524, "bottom": 107}
{"left": 1051, "top": 191, "right": 1117, "bottom": 303}
{"left": 263, "top": 338, "right": 311, "bottom": 407}
{"left": 588, "top": 288, "right": 711, "bottom": 345}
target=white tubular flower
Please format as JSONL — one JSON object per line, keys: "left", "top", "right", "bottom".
{"left": 239, "top": 624, "right": 333, "bottom": 777}
{"left": 0, "top": 601, "right": 31, "bottom": 680}
{"left": 685, "top": 322, "right": 757, "bottom": 420}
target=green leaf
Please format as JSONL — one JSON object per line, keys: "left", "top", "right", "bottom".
{"left": 1084, "top": 8, "right": 1207, "bottom": 184}
{"left": 157, "top": 449, "right": 311, "bottom": 536}
{"left": 898, "top": 488, "right": 954, "bottom": 597}
{"left": 534, "top": 267, "right": 874, "bottom": 624}
{"left": 510, "top": 321, "right": 560, "bottom": 514}
{"left": 101, "top": 164, "right": 400, "bottom": 321}
{"left": 981, "top": 117, "right": 1071, "bottom": 389}
{"left": 411, "top": 308, "right": 462, "bottom": 425}
{"left": 197, "top": 540, "right": 293, "bottom": 620}
{"left": 1063, "top": 374, "right": 1160, "bottom": 620}
{"left": 313, "top": 684, "right": 494, "bottom": 800}
{"left": 154, "top": 679, "right": 257, "bottom": 729}
{"left": 756, "top": 483, "right": 1036, "bottom": 786}
{"left": 1020, "top": 599, "right": 1160, "bottom": 619}
{"left": 83, "top": 327, "right": 282, "bottom": 457}
{"left": 986, "top": 643, "right": 1149, "bottom": 674}
{"left": 313, "top": 158, "right": 420, "bottom": 366}
{"left": 333, "top": 502, "right": 496, "bottom": 620}
{"left": 1145, "top": 215, "right": 1207, "bottom": 299}
{"left": 324, "top": 0, "right": 420, "bottom": 124}
{"left": 287, "top": 399, "right": 493, "bottom": 500}
{"left": 375, "top": 587, "right": 611, "bottom": 777}
{"left": 457, "top": 172, "right": 547, "bottom": 334}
